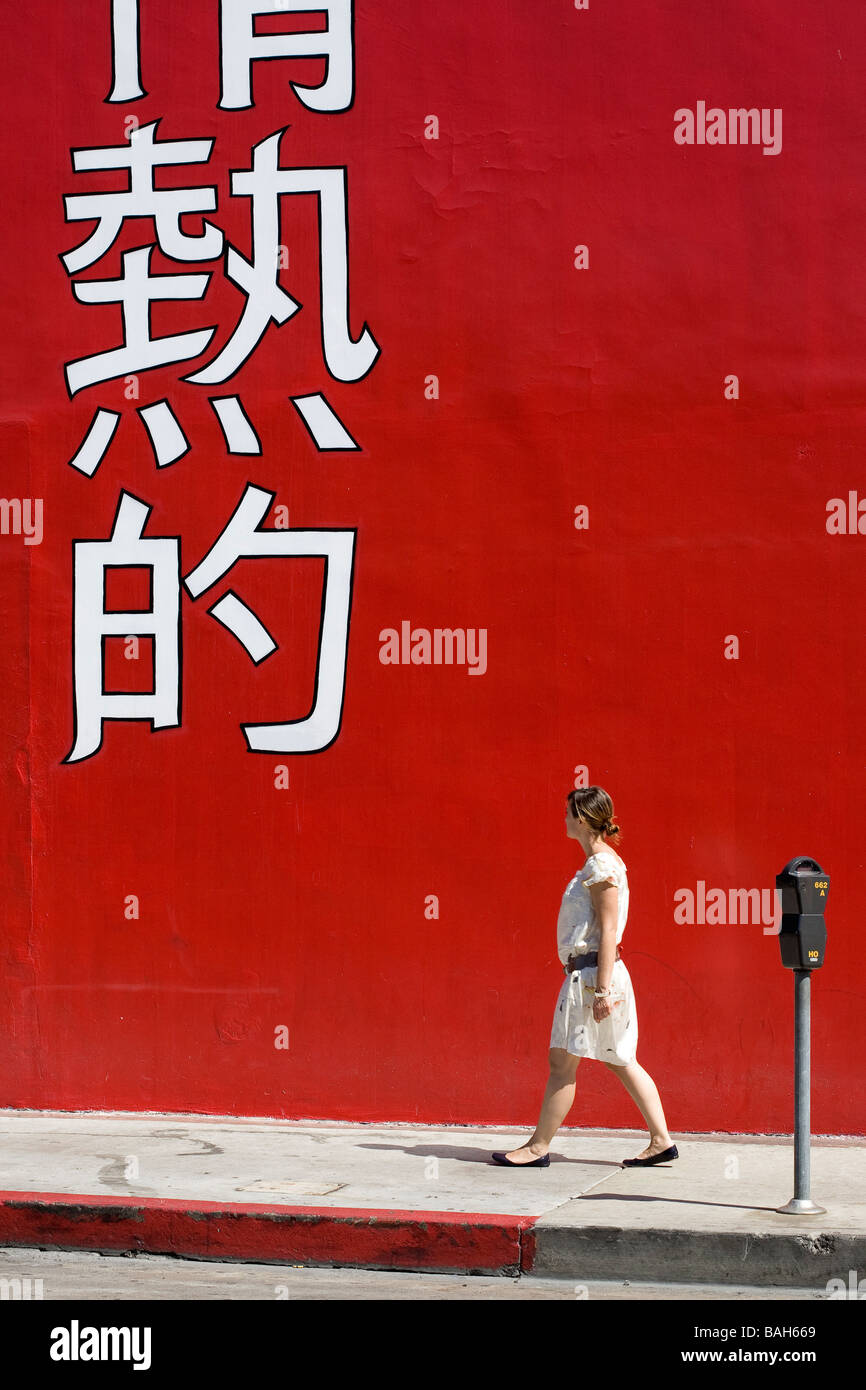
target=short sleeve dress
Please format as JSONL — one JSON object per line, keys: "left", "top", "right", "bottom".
{"left": 549, "top": 850, "right": 638, "bottom": 1064}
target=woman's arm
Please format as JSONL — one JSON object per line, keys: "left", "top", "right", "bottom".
{"left": 588, "top": 879, "right": 618, "bottom": 1018}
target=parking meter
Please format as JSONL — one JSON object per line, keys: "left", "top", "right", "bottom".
{"left": 774, "top": 855, "right": 830, "bottom": 1215}
{"left": 776, "top": 856, "right": 829, "bottom": 970}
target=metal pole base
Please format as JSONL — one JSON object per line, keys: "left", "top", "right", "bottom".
{"left": 775, "top": 1196, "right": 827, "bottom": 1216}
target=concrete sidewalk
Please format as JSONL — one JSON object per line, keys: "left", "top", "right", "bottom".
{"left": 0, "top": 1109, "right": 863, "bottom": 1288}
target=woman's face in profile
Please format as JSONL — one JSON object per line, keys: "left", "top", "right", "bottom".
{"left": 565, "top": 795, "right": 582, "bottom": 839}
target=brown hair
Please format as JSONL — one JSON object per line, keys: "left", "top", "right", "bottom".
{"left": 568, "top": 785, "right": 622, "bottom": 845}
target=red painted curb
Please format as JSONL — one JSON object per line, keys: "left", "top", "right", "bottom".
{"left": 0, "top": 1191, "right": 539, "bottom": 1275}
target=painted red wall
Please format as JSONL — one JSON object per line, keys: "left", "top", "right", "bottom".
{"left": 1, "top": 1, "right": 864, "bottom": 1132}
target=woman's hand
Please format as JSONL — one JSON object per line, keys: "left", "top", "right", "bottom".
{"left": 592, "top": 992, "right": 614, "bottom": 1022}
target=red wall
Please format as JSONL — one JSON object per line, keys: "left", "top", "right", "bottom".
{"left": 1, "top": 1, "right": 864, "bottom": 1132}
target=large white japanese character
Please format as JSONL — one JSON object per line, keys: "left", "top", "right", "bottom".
{"left": 62, "top": 120, "right": 222, "bottom": 275}
{"left": 66, "top": 486, "right": 356, "bottom": 761}
{"left": 186, "top": 129, "right": 378, "bottom": 386}
{"left": 106, "top": 1, "right": 354, "bottom": 111}
{"left": 65, "top": 493, "right": 180, "bottom": 763}
{"left": 184, "top": 484, "right": 355, "bottom": 752}
{"left": 107, "top": 0, "right": 146, "bottom": 102}
{"left": 65, "top": 246, "right": 216, "bottom": 396}
{"left": 219, "top": 1, "right": 354, "bottom": 112}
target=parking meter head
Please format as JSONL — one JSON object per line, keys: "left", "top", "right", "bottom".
{"left": 776, "top": 857, "right": 830, "bottom": 914}
{"left": 776, "top": 857, "right": 829, "bottom": 970}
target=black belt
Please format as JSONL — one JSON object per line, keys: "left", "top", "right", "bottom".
{"left": 565, "top": 945, "right": 622, "bottom": 973}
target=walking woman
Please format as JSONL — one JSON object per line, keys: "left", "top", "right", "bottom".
{"left": 492, "top": 786, "right": 678, "bottom": 1168}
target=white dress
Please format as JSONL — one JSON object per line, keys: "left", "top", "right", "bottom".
{"left": 549, "top": 850, "right": 638, "bottom": 1064}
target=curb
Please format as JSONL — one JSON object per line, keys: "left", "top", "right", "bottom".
{"left": 530, "top": 1224, "right": 865, "bottom": 1289}
{"left": 0, "top": 1192, "right": 539, "bottom": 1276}
{"left": 1, "top": 1191, "right": 860, "bottom": 1287}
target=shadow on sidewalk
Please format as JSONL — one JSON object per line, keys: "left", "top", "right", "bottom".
{"left": 578, "top": 1191, "right": 782, "bottom": 1212}
{"left": 357, "top": 1142, "right": 625, "bottom": 1167}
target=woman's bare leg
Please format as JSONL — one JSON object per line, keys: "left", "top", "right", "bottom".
{"left": 603, "top": 1058, "right": 673, "bottom": 1158}
{"left": 503, "top": 1048, "right": 581, "bottom": 1163}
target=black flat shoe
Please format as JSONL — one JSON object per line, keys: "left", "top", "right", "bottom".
{"left": 622, "top": 1143, "right": 678, "bottom": 1167}
{"left": 492, "top": 1150, "right": 551, "bottom": 1167}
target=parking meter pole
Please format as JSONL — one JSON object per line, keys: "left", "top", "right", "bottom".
{"left": 776, "top": 967, "right": 826, "bottom": 1216}
{"left": 794, "top": 970, "right": 810, "bottom": 1200}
